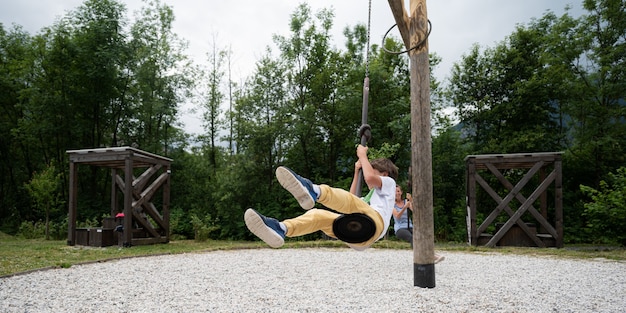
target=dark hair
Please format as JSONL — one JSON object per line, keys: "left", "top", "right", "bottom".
{"left": 370, "top": 158, "right": 398, "bottom": 180}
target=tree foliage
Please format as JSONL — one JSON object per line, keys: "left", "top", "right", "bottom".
{"left": 580, "top": 167, "right": 626, "bottom": 246}
{"left": 24, "top": 162, "right": 63, "bottom": 240}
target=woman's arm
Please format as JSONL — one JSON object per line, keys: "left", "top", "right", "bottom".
{"left": 392, "top": 200, "right": 409, "bottom": 218}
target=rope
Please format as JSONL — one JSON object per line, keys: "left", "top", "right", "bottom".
{"left": 364, "top": 0, "right": 371, "bottom": 78}
{"left": 381, "top": 19, "right": 432, "bottom": 55}
{"left": 355, "top": 0, "right": 372, "bottom": 197}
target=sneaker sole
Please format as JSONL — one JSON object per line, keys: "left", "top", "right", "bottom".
{"left": 244, "top": 209, "right": 284, "bottom": 248}
{"left": 275, "top": 167, "right": 314, "bottom": 210}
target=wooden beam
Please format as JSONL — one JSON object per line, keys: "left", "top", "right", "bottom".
{"left": 111, "top": 169, "right": 118, "bottom": 217}
{"left": 132, "top": 172, "right": 168, "bottom": 209}
{"left": 131, "top": 237, "right": 167, "bottom": 246}
{"left": 467, "top": 159, "right": 477, "bottom": 245}
{"left": 123, "top": 153, "right": 134, "bottom": 246}
{"left": 486, "top": 171, "right": 557, "bottom": 247}
{"left": 67, "top": 161, "right": 78, "bottom": 245}
{"left": 131, "top": 212, "right": 161, "bottom": 238}
{"left": 473, "top": 172, "right": 546, "bottom": 247}
{"left": 387, "top": 0, "right": 411, "bottom": 49}
{"left": 555, "top": 159, "right": 563, "bottom": 248}
{"left": 477, "top": 162, "right": 543, "bottom": 237}
{"left": 133, "top": 164, "right": 162, "bottom": 191}
{"left": 487, "top": 163, "right": 558, "bottom": 238}
{"left": 162, "top": 165, "right": 171, "bottom": 242}
{"left": 388, "top": 0, "right": 436, "bottom": 288}
{"left": 115, "top": 174, "right": 168, "bottom": 233}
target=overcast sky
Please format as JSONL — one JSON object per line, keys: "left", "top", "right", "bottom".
{"left": 1, "top": 0, "right": 584, "bottom": 135}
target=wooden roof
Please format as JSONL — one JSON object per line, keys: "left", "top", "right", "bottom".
{"left": 67, "top": 147, "right": 172, "bottom": 168}
{"left": 464, "top": 152, "right": 563, "bottom": 170}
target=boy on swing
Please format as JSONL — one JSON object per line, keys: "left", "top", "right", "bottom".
{"left": 244, "top": 144, "right": 397, "bottom": 250}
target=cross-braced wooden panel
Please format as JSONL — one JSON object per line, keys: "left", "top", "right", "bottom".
{"left": 465, "top": 152, "right": 563, "bottom": 248}
{"left": 67, "top": 147, "right": 172, "bottom": 247}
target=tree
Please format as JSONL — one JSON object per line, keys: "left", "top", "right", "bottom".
{"left": 25, "top": 163, "right": 63, "bottom": 240}
{"left": 199, "top": 36, "right": 226, "bottom": 174}
{"left": 67, "top": 0, "right": 127, "bottom": 149}
{"left": 233, "top": 53, "right": 290, "bottom": 219}
{"left": 431, "top": 126, "right": 468, "bottom": 241}
{"left": 564, "top": 0, "right": 626, "bottom": 188}
{"left": 13, "top": 0, "right": 129, "bottom": 221}
{"left": 447, "top": 28, "right": 566, "bottom": 155}
{"left": 0, "top": 25, "right": 34, "bottom": 231}
{"left": 224, "top": 46, "right": 237, "bottom": 156}
{"left": 447, "top": 44, "right": 496, "bottom": 152}
{"left": 273, "top": 3, "right": 337, "bottom": 179}
{"left": 128, "top": 0, "right": 194, "bottom": 153}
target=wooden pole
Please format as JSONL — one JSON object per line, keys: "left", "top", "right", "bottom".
{"left": 67, "top": 160, "right": 77, "bottom": 246}
{"left": 111, "top": 168, "right": 118, "bottom": 217}
{"left": 123, "top": 153, "right": 133, "bottom": 247}
{"left": 388, "top": 0, "right": 435, "bottom": 288}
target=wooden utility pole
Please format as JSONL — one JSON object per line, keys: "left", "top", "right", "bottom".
{"left": 387, "top": 0, "right": 435, "bottom": 288}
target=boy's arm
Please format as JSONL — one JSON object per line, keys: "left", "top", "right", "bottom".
{"left": 349, "top": 160, "right": 362, "bottom": 195}
{"left": 357, "top": 145, "right": 382, "bottom": 189}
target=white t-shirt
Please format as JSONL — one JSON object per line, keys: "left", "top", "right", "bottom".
{"left": 368, "top": 176, "right": 396, "bottom": 240}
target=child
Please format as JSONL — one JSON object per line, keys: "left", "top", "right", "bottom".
{"left": 244, "top": 145, "right": 397, "bottom": 250}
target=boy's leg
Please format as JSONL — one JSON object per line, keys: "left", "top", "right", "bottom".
{"left": 275, "top": 166, "right": 319, "bottom": 210}
{"left": 244, "top": 209, "right": 286, "bottom": 248}
{"left": 317, "top": 185, "right": 385, "bottom": 248}
{"left": 273, "top": 167, "right": 384, "bottom": 248}
{"left": 282, "top": 209, "right": 339, "bottom": 238}
{"left": 317, "top": 184, "right": 373, "bottom": 215}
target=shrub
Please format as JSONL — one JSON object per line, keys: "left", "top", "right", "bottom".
{"left": 580, "top": 167, "right": 626, "bottom": 246}
{"left": 17, "top": 220, "right": 45, "bottom": 239}
{"left": 190, "top": 213, "right": 220, "bottom": 241}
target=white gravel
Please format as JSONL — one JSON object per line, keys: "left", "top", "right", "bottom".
{"left": 1, "top": 248, "right": 625, "bottom": 312}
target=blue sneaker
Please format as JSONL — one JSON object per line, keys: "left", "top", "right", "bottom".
{"left": 244, "top": 209, "right": 285, "bottom": 248}
{"left": 275, "top": 166, "right": 317, "bottom": 210}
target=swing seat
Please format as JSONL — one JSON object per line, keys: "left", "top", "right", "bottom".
{"left": 332, "top": 213, "right": 376, "bottom": 243}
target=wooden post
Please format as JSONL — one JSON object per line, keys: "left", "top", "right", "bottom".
{"left": 467, "top": 159, "right": 477, "bottom": 245}
{"left": 163, "top": 165, "right": 171, "bottom": 242}
{"left": 388, "top": 0, "right": 435, "bottom": 288}
{"left": 555, "top": 158, "right": 563, "bottom": 248}
{"left": 67, "top": 160, "right": 78, "bottom": 246}
{"left": 123, "top": 152, "right": 133, "bottom": 246}
{"left": 111, "top": 168, "right": 118, "bottom": 217}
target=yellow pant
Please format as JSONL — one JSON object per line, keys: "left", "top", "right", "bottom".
{"left": 282, "top": 184, "right": 384, "bottom": 248}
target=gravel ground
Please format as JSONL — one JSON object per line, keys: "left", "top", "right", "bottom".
{"left": 1, "top": 248, "right": 625, "bottom": 312}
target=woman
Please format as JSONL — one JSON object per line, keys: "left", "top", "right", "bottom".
{"left": 392, "top": 185, "right": 413, "bottom": 243}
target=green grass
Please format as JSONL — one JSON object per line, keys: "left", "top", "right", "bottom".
{"left": 1, "top": 232, "right": 624, "bottom": 277}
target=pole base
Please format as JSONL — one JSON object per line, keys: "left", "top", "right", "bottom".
{"left": 414, "top": 263, "right": 436, "bottom": 288}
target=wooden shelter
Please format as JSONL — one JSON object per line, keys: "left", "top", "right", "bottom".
{"left": 465, "top": 152, "right": 563, "bottom": 248}
{"left": 67, "top": 147, "right": 172, "bottom": 247}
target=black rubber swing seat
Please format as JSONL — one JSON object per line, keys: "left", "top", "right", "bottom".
{"left": 332, "top": 213, "right": 376, "bottom": 243}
